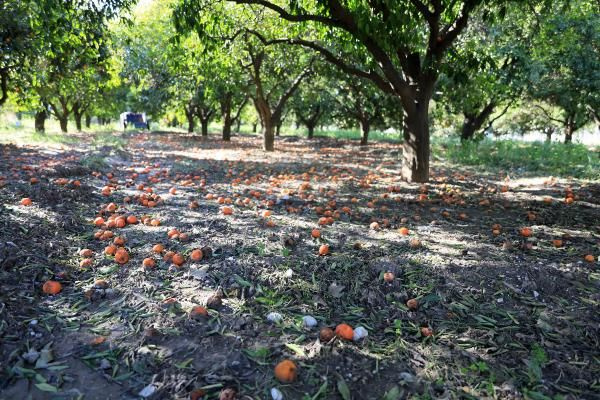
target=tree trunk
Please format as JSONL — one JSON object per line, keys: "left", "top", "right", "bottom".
{"left": 461, "top": 115, "right": 476, "bottom": 141}
{"left": 263, "top": 122, "right": 275, "bottom": 151}
{"left": 58, "top": 116, "right": 68, "bottom": 133}
{"left": 564, "top": 115, "right": 575, "bottom": 144}
{"left": 85, "top": 114, "right": 91, "bottom": 128}
{"left": 252, "top": 123, "right": 257, "bottom": 133}
{"left": 545, "top": 128, "right": 552, "bottom": 143}
{"left": 201, "top": 119, "right": 209, "bottom": 137}
{"left": 402, "top": 105, "right": 430, "bottom": 183}
{"left": 223, "top": 119, "right": 232, "bottom": 141}
{"left": 564, "top": 126, "right": 573, "bottom": 143}
{"left": 221, "top": 96, "right": 233, "bottom": 141}
{"left": 461, "top": 103, "right": 495, "bottom": 141}
{"left": 276, "top": 121, "right": 282, "bottom": 136}
{"left": 74, "top": 113, "right": 83, "bottom": 131}
{"left": 236, "top": 118, "right": 241, "bottom": 133}
{"left": 186, "top": 111, "right": 195, "bottom": 133}
{"left": 35, "top": 110, "right": 47, "bottom": 133}
{"left": 360, "top": 119, "right": 370, "bottom": 145}
{"left": 307, "top": 124, "right": 315, "bottom": 139}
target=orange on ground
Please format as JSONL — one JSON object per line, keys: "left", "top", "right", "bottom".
{"left": 274, "top": 359, "right": 298, "bottom": 383}
{"left": 190, "top": 249, "right": 203, "bottom": 261}
{"left": 318, "top": 244, "right": 329, "bottom": 256}
{"left": 335, "top": 323, "right": 354, "bottom": 340}
{"left": 42, "top": 280, "right": 62, "bottom": 295}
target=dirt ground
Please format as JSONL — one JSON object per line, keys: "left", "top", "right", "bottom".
{"left": 0, "top": 131, "right": 599, "bottom": 400}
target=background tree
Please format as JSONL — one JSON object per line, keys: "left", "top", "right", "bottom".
{"left": 291, "top": 73, "right": 333, "bottom": 139}
{"left": 175, "top": 0, "right": 524, "bottom": 182}
{"left": 240, "top": 33, "right": 313, "bottom": 150}
{"left": 331, "top": 78, "right": 385, "bottom": 146}
{"left": 524, "top": 1, "right": 599, "bottom": 143}
{"left": 436, "top": 8, "right": 530, "bottom": 141}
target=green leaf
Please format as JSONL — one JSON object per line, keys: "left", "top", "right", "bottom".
{"left": 284, "top": 343, "right": 306, "bottom": 357}
{"left": 35, "top": 383, "right": 58, "bottom": 392}
{"left": 383, "top": 386, "right": 401, "bottom": 400}
{"left": 337, "top": 377, "right": 351, "bottom": 400}
{"left": 175, "top": 358, "right": 194, "bottom": 369}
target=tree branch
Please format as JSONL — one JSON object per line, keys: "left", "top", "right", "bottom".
{"left": 230, "top": 0, "right": 343, "bottom": 27}
{"left": 246, "top": 30, "right": 394, "bottom": 95}
{"left": 273, "top": 61, "right": 313, "bottom": 119}
{"left": 533, "top": 104, "right": 566, "bottom": 125}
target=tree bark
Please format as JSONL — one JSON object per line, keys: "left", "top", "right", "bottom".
{"left": 360, "top": 119, "right": 370, "bottom": 145}
{"left": 74, "top": 113, "right": 83, "bottom": 131}
{"left": 200, "top": 119, "right": 209, "bottom": 137}
{"left": 461, "top": 102, "right": 495, "bottom": 141}
{"left": 402, "top": 104, "right": 430, "bottom": 183}
{"left": 307, "top": 124, "right": 315, "bottom": 139}
{"left": 58, "top": 116, "right": 68, "bottom": 133}
{"left": 235, "top": 118, "right": 241, "bottom": 133}
{"left": 34, "top": 109, "right": 47, "bottom": 133}
{"left": 223, "top": 120, "right": 232, "bottom": 141}
{"left": 276, "top": 121, "right": 282, "bottom": 136}
{"left": 220, "top": 94, "right": 233, "bottom": 141}
{"left": 85, "top": 114, "right": 91, "bottom": 128}
{"left": 263, "top": 122, "right": 275, "bottom": 151}
{"left": 0, "top": 70, "right": 8, "bottom": 109}
{"left": 544, "top": 128, "right": 552, "bottom": 143}
{"left": 564, "top": 116, "right": 574, "bottom": 144}
{"left": 252, "top": 123, "right": 257, "bottom": 133}
{"left": 186, "top": 110, "right": 195, "bottom": 133}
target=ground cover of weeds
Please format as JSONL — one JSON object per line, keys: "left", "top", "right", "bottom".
{"left": 0, "top": 132, "right": 599, "bottom": 400}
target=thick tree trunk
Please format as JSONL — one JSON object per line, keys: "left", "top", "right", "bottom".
{"left": 564, "top": 115, "right": 575, "bottom": 144}
{"left": 35, "top": 110, "right": 47, "bottom": 133}
{"left": 276, "top": 121, "right": 282, "bottom": 137}
{"left": 200, "top": 119, "right": 209, "bottom": 137}
{"left": 85, "top": 114, "right": 91, "bottom": 128}
{"left": 402, "top": 105, "right": 430, "bottom": 183}
{"left": 564, "top": 126, "right": 573, "bottom": 143}
{"left": 220, "top": 96, "right": 233, "bottom": 141}
{"left": 58, "top": 116, "right": 68, "bottom": 133}
{"left": 74, "top": 113, "right": 83, "bottom": 131}
{"left": 307, "top": 124, "right": 315, "bottom": 139}
{"left": 461, "top": 103, "right": 495, "bottom": 141}
{"left": 360, "top": 119, "right": 370, "bottom": 146}
{"left": 186, "top": 112, "right": 195, "bottom": 133}
{"left": 263, "top": 122, "right": 275, "bottom": 151}
{"left": 461, "top": 115, "right": 477, "bottom": 141}
{"left": 223, "top": 119, "right": 232, "bottom": 141}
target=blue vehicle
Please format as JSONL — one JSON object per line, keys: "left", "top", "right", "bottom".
{"left": 120, "top": 112, "right": 150, "bottom": 130}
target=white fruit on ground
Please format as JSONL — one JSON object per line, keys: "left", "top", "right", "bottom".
{"left": 353, "top": 326, "right": 368, "bottom": 341}
{"left": 266, "top": 312, "right": 283, "bottom": 323}
{"left": 271, "top": 387, "right": 284, "bottom": 400}
{"left": 302, "top": 315, "right": 317, "bottom": 328}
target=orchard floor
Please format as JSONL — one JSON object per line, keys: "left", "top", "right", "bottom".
{"left": 0, "top": 131, "right": 599, "bottom": 400}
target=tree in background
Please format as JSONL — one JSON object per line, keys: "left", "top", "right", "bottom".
{"left": 291, "top": 74, "right": 333, "bottom": 139}
{"left": 238, "top": 32, "right": 313, "bottom": 150}
{"left": 331, "top": 78, "right": 386, "bottom": 146}
{"left": 525, "top": 1, "right": 599, "bottom": 143}
{"left": 175, "top": 0, "right": 526, "bottom": 182}
{"left": 436, "top": 6, "right": 531, "bottom": 141}
{"left": 3, "top": 0, "right": 133, "bottom": 131}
